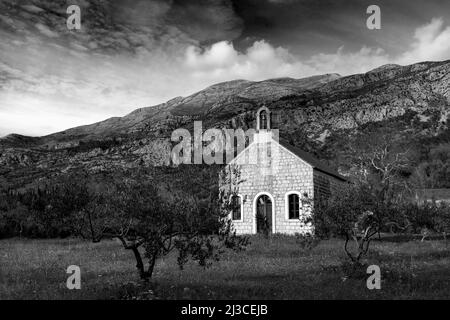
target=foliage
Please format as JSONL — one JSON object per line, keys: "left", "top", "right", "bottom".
{"left": 66, "top": 138, "right": 122, "bottom": 154}
{"left": 0, "top": 174, "right": 92, "bottom": 238}
{"left": 78, "top": 164, "right": 248, "bottom": 280}
{"left": 345, "top": 130, "right": 412, "bottom": 203}
{"left": 0, "top": 164, "right": 249, "bottom": 280}
{"left": 313, "top": 182, "right": 450, "bottom": 265}
{"left": 410, "top": 142, "right": 450, "bottom": 188}
{"left": 313, "top": 185, "right": 386, "bottom": 263}
{"left": 311, "top": 128, "right": 450, "bottom": 265}
{"left": 433, "top": 203, "right": 450, "bottom": 240}
{"left": 295, "top": 232, "right": 320, "bottom": 251}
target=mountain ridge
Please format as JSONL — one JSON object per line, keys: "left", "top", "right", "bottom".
{"left": 0, "top": 59, "right": 449, "bottom": 190}
{"left": 0, "top": 73, "right": 342, "bottom": 147}
{"left": 1, "top": 60, "right": 446, "bottom": 146}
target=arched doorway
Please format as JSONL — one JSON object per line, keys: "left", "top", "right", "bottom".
{"left": 256, "top": 194, "right": 272, "bottom": 234}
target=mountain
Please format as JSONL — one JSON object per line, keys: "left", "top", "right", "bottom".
{"left": 0, "top": 73, "right": 341, "bottom": 147}
{"left": 1, "top": 60, "right": 449, "bottom": 189}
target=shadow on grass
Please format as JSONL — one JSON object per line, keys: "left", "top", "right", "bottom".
{"left": 376, "top": 233, "right": 448, "bottom": 242}
{"left": 134, "top": 273, "right": 387, "bottom": 300}
{"left": 368, "top": 244, "right": 450, "bottom": 263}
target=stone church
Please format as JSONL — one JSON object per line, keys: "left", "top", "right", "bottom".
{"left": 225, "top": 106, "right": 348, "bottom": 235}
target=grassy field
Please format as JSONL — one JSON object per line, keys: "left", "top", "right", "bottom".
{"left": 1, "top": 236, "right": 449, "bottom": 299}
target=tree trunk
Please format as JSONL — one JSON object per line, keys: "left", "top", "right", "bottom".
{"left": 130, "top": 246, "right": 149, "bottom": 280}
{"left": 146, "top": 251, "right": 158, "bottom": 279}
{"left": 117, "top": 236, "right": 156, "bottom": 280}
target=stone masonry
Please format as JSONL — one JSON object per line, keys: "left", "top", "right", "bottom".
{"left": 226, "top": 135, "right": 346, "bottom": 235}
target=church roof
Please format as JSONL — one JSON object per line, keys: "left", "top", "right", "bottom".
{"left": 278, "top": 138, "right": 348, "bottom": 181}
{"left": 229, "top": 133, "right": 349, "bottom": 182}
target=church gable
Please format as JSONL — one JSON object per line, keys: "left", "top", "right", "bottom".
{"left": 229, "top": 139, "right": 312, "bottom": 171}
{"left": 230, "top": 139, "right": 314, "bottom": 185}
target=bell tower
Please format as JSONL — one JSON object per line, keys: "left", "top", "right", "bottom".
{"left": 255, "top": 106, "right": 273, "bottom": 143}
{"left": 256, "top": 106, "right": 271, "bottom": 131}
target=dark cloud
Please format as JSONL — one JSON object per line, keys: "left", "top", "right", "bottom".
{"left": 165, "top": 0, "right": 244, "bottom": 43}
{"left": 231, "top": 0, "right": 450, "bottom": 56}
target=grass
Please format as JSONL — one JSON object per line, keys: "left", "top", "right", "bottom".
{"left": 0, "top": 235, "right": 449, "bottom": 299}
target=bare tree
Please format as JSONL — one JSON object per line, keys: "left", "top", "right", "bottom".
{"left": 348, "top": 132, "right": 411, "bottom": 203}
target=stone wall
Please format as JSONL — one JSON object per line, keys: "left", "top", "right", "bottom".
{"left": 313, "top": 170, "right": 346, "bottom": 203}
{"left": 228, "top": 139, "right": 315, "bottom": 235}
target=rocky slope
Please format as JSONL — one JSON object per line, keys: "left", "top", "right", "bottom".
{"left": 0, "top": 60, "right": 449, "bottom": 189}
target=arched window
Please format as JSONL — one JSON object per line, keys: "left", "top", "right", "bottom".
{"left": 288, "top": 193, "right": 300, "bottom": 219}
{"left": 260, "top": 110, "right": 268, "bottom": 129}
{"left": 231, "top": 195, "right": 242, "bottom": 221}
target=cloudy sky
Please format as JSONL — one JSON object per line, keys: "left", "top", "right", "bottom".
{"left": 0, "top": 0, "right": 449, "bottom": 136}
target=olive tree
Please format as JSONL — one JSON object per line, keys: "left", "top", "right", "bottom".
{"left": 433, "top": 203, "right": 450, "bottom": 242}
{"left": 78, "top": 164, "right": 248, "bottom": 280}
{"left": 312, "top": 183, "right": 413, "bottom": 267}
